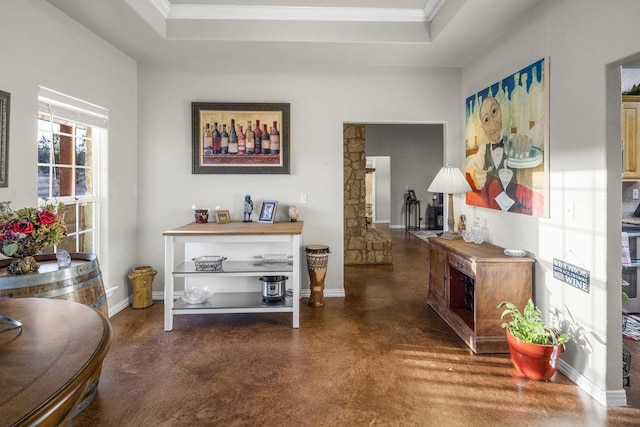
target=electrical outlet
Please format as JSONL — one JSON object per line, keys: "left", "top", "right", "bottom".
{"left": 633, "top": 189, "right": 639, "bottom": 200}
{"left": 565, "top": 202, "right": 574, "bottom": 219}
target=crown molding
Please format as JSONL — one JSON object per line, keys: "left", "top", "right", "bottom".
{"left": 146, "top": 1, "right": 445, "bottom": 23}
{"left": 423, "top": 0, "right": 445, "bottom": 21}
{"left": 148, "top": 0, "right": 171, "bottom": 18}
{"left": 168, "top": 4, "right": 428, "bottom": 22}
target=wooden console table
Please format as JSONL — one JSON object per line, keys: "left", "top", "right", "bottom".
{"left": 163, "top": 221, "right": 303, "bottom": 331}
{"left": 0, "top": 298, "right": 111, "bottom": 425}
{"left": 427, "top": 237, "right": 533, "bottom": 353}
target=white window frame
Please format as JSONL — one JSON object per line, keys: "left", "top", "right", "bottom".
{"left": 37, "top": 87, "right": 108, "bottom": 256}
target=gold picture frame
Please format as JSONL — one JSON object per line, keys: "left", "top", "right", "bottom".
{"left": 215, "top": 210, "right": 231, "bottom": 224}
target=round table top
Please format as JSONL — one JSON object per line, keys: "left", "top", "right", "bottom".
{"left": 0, "top": 298, "right": 111, "bottom": 425}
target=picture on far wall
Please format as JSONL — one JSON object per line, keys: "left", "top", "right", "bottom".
{"left": 0, "top": 90, "right": 9, "bottom": 187}
{"left": 463, "top": 57, "right": 549, "bottom": 217}
{"left": 192, "top": 102, "right": 290, "bottom": 174}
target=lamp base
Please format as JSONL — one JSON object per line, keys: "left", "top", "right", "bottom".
{"left": 440, "top": 231, "right": 463, "bottom": 240}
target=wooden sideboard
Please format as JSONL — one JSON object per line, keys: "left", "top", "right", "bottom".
{"left": 427, "top": 237, "right": 534, "bottom": 353}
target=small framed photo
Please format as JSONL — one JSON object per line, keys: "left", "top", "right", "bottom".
{"left": 407, "top": 189, "right": 416, "bottom": 201}
{"left": 216, "top": 210, "right": 231, "bottom": 224}
{"left": 258, "top": 201, "right": 278, "bottom": 223}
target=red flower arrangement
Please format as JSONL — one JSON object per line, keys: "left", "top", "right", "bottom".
{"left": 0, "top": 201, "right": 67, "bottom": 258}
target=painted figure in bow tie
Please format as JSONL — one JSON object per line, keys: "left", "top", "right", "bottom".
{"left": 465, "top": 96, "right": 532, "bottom": 214}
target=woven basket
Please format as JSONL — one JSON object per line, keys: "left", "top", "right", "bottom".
{"left": 192, "top": 255, "right": 227, "bottom": 272}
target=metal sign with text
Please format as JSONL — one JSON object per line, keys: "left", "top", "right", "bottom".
{"left": 553, "top": 258, "right": 590, "bottom": 293}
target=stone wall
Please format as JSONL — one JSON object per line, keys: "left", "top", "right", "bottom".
{"left": 343, "top": 124, "right": 392, "bottom": 264}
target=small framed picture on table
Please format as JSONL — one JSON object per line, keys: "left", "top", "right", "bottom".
{"left": 258, "top": 201, "right": 278, "bottom": 223}
{"left": 216, "top": 210, "right": 231, "bottom": 224}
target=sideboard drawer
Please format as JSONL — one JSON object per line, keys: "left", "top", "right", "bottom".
{"left": 449, "top": 253, "right": 474, "bottom": 277}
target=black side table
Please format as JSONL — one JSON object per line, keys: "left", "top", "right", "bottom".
{"left": 406, "top": 199, "right": 420, "bottom": 230}
{"left": 427, "top": 205, "right": 444, "bottom": 230}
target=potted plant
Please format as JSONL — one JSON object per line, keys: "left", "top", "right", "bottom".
{"left": 498, "top": 298, "right": 569, "bottom": 381}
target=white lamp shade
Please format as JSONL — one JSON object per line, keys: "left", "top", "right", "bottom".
{"left": 428, "top": 166, "right": 472, "bottom": 194}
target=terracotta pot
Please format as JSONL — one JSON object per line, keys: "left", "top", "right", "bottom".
{"left": 505, "top": 327, "right": 562, "bottom": 381}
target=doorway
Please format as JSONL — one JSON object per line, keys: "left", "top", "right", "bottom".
{"left": 342, "top": 123, "right": 445, "bottom": 265}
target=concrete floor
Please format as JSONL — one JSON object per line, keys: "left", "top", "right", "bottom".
{"left": 70, "top": 227, "right": 640, "bottom": 426}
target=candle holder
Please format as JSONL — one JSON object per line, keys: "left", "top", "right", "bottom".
{"left": 194, "top": 209, "right": 209, "bottom": 224}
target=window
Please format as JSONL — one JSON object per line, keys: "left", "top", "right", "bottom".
{"left": 37, "top": 87, "right": 108, "bottom": 255}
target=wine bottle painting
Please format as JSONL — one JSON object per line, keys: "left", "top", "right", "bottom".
{"left": 192, "top": 102, "right": 290, "bottom": 174}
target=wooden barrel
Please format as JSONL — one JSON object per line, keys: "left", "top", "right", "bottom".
{"left": 0, "top": 252, "right": 108, "bottom": 317}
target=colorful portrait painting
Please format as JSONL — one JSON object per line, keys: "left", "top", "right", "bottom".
{"left": 464, "top": 58, "right": 549, "bottom": 217}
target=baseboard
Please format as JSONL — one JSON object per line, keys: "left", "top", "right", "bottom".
{"left": 558, "top": 359, "right": 627, "bottom": 407}
{"left": 108, "top": 295, "right": 132, "bottom": 318}
{"left": 301, "top": 288, "right": 346, "bottom": 298}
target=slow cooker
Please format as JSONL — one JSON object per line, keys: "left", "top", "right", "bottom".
{"left": 260, "top": 275, "right": 288, "bottom": 303}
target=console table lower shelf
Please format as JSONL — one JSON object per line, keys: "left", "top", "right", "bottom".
{"left": 172, "top": 292, "right": 293, "bottom": 314}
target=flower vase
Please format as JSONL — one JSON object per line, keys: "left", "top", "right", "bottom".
{"left": 7, "top": 256, "right": 40, "bottom": 275}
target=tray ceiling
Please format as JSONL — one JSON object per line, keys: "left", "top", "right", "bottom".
{"left": 46, "top": 0, "right": 543, "bottom": 69}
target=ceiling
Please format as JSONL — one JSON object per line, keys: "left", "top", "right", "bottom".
{"left": 46, "top": 0, "right": 544, "bottom": 69}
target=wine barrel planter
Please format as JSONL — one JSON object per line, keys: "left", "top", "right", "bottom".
{"left": 0, "top": 252, "right": 108, "bottom": 318}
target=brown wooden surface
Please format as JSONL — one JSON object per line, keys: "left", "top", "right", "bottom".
{"left": 0, "top": 298, "right": 111, "bottom": 426}
{"left": 623, "top": 98, "right": 640, "bottom": 180}
{"left": 428, "top": 243, "right": 446, "bottom": 300}
{"left": 163, "top": 221, "right": 303, "bottom": 236}
{"left": 427, "top": 237, "right": 534, "bottom": 353}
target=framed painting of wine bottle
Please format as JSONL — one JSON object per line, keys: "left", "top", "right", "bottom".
{"left": 192, "top": 102, "right": 290, "bottom": 174}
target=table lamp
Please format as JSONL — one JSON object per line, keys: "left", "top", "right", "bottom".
{"left": 427, "top": 166, "right": 471, "bottom": 239}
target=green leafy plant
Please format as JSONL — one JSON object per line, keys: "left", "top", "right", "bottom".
{"left": 623, "top": 279, "right": 632, "bottom": 305}
{"left": 498, "top": 298, "right": 568, "bottom": 349}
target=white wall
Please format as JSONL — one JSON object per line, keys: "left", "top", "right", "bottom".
{"left": 366, "top": 156, "right": 391, "bottom": 224}
{"left": 460, "top": 0, "right": 640, "bottom": 406}
{"left": 137, "top": 65, "right": 461, "bottom": 295}
{"left": 0, "top": 0, "right": 139, "bottom": 311}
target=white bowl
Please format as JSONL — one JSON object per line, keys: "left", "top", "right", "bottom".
{"left": 504, "top": 249, "right": 527, "bottom": 257}
{"left": 181, "top": 284, "right": 214, "bottom": 304}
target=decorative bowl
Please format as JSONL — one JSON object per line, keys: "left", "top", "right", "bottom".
{"left": 181, "top": 284, "right": 214, "bottom": 304}
{"left": 504, "top": 249, "right": 527, "bottom": 257}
